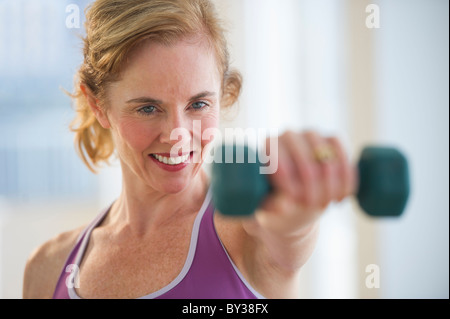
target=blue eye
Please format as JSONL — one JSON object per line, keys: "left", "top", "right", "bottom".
{"left": 192, "top": 101, "right": 207, "bottom": 110}
{"left": 138, "top": 105, "right": 156, "bottom": 115}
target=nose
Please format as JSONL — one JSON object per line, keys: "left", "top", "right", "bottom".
{"left": 159, "top": 110, "right": 192, "bottom": 148}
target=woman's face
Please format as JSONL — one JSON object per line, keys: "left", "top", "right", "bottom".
{"left": 102, "top": 37, "right": 221, "bottom": 194}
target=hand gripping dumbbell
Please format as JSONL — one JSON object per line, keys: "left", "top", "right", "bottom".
{"left": 211, "top": 144, "right": 410, "bottom": 217}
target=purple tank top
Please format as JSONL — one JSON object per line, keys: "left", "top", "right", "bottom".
{"left": 52, "top": 188, "right": 264, "bottom": 299}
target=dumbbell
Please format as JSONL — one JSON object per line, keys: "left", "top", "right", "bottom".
{"left": 211, "top": 144, "right": 410, "bottom": 217}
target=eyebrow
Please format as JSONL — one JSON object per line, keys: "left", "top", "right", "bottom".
{"left": 125, "top": 91, "right": 217, "bottom": 105}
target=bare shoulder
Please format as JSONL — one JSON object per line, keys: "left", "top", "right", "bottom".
{"left": 22, "top": 225, "right": 86, "bottom": 299}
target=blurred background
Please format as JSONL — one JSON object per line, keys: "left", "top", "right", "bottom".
{"left": 0, "top": 0, "right": 448, "bottom": 299}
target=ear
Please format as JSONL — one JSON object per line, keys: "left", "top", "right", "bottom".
{"left": 80, "top": 84, "right": 111, "bottom": 129}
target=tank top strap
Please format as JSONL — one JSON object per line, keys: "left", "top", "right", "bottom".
{"left": 52, "top": 204, "right": 111, "bottom": 299}
{"left": 154, "top": 195, "right": 265, "bottom": 299}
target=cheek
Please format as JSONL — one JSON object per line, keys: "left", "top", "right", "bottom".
{"left": 200, "top": 116, "right": 220, "bottom": 148}
{"left": 116, "top": 119, "right": 156, "bottom": 152}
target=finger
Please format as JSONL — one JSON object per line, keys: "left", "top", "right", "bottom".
{"left": 256, "top": 191, "right": 305, "bottom": 235}
{"left": 264, "top": 136, "right": 299, "bottom": 200}
{"left": 304, "top": 131, "right": 336, "bottom": 207}
{"left": 283, "top": 131, "right": 320, "bottom": 207}
{"left": 327, "top": 137, "right": 357, "bottom": 201}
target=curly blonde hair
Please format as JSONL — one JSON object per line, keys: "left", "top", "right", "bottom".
{"left": 70, "top": 0, "right": 242, "bottom": 172}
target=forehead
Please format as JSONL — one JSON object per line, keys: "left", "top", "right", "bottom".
{"left": 113, "top": 36, "right": 221, "bottom": 101}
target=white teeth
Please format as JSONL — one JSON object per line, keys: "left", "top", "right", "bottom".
{"left": 152, "top": 154, "right": 189, "bottom": 165}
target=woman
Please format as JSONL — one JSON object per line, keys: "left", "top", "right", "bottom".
{"left": 23, "top": 0, "right": 355, "bottom": 299}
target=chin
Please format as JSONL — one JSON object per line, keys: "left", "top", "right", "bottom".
{"left": 157, "top": 179, "right": 190, "bottom": 195}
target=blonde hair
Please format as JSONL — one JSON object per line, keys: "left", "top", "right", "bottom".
{"left": 70, "top": 0, "right": 242, "bottom": 172}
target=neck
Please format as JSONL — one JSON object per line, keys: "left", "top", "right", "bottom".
{"left": 106, "top": 169, "right": 209, "bottom": 237}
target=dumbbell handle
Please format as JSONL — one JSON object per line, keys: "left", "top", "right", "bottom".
{"left": 211, "top": 145, "right": 410, "bottom": 217}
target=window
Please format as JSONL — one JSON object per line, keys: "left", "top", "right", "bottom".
{"left": 0, "top": 0, "right": 97, "bottom": 200}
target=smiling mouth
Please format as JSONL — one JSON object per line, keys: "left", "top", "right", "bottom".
{"left": 150, "top": 152, "right": 191, "bottom": 165}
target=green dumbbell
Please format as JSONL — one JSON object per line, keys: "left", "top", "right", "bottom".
{"left": 211, "top": 144, "right": 410, "bottom": 217}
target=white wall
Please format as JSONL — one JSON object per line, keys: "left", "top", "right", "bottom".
{"left": 374, "top": 0, "right": 449, "bottom": 298}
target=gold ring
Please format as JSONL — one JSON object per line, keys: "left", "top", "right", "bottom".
{"left": 313, "top": 145, "right": 336, "bottom": 163}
